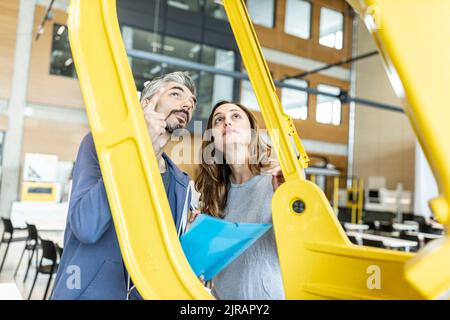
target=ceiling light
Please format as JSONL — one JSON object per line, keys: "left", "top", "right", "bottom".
{"left": 57, "top": 25, "right": 66, "bottom": 35}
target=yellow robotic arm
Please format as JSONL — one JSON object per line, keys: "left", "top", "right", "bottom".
{"left": 68, "top": 0, "right": 449, "bottom": 299}
{"left": 68, "top": 0, "right": 212, "bottom": 299}
{"left": 224, "top": 0, "right": 423, "bottom": 300}
{"left": 346, "top": 0, "right": 450, "bottom": 299}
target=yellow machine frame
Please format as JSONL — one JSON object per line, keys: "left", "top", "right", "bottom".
{"left": 68, "top": 0, "right": 449, "bottom": 299}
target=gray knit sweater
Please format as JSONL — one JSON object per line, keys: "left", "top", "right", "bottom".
{"left": 211, "top": 173, "right": 285, "bottom": 300}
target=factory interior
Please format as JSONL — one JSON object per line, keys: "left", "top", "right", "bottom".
{"left": 0, "top": 0, "right": 447, "bottom": 301}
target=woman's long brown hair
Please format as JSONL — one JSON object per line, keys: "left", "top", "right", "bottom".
{"left": 194, "top": 101, "right": 272, "bottom": 218}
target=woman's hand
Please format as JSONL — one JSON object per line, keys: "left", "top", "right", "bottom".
{"left": 268, "top": 166, "right": 285, "bottom": 191}
{"left": 189, "top": 209, "right": 201, "bottom": 223}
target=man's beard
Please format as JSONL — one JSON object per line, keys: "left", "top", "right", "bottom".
{"left": 165, "top": 122, "right": 182, "bottom": 134}
{"left": 165, "top": 110, "right": 189, "bottom": 133}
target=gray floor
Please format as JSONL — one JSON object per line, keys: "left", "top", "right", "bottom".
{"left": 0, "top": 227, "right": 58, "bottom": 300}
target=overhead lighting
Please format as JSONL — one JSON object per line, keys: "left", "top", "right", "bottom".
{"left": 57, "top": 25, "right": 66, "bottom": 35}
{"left": 168, "top": 0, "right": 189, "bottom": 10}
{"left": 163, "top": 45, "right": 175, "bottom": 52}
{"left": 150, "top": 65, "right": 161, "bottom": 74}
{"left": 190, "top": 44, "right": 200, "bottom": 54}
{"left": 64, "top": 58, "right": 73, "bottom": 67}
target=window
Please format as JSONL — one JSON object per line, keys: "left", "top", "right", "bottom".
{"left": 167, "top": 0, "right": 200, "bottom": 12}
{"left": 247, "top": 0, "right": 275, "bottom": 28}
{"left": 50, "top": 24, "right": 76, "bottom": 78}
{"left": 319, "top": 7, "right": 344, "bottom": 50}
{"left": 281, "top": 79, "right": 308, "bottom": 120}
{"left": 168, "top": 0, "right": 228, "bottom": 20}
{"left": 197, "top": 44, "right": 235, "bottom": 119}
{"left": 284, "top": 0, "right": 311, "bottom": 39}
{"left": 204, "top": 0, "right": 227, "bottom": 20}
{"left": 124, "top": 27, "right": 202, "bottom": 89}
{"left": 240, "top": 80, "right": 260, "bottom": 111}
{"left": 122, "top": 26, "right": 236, "bottom": 121}
{"left": 127, "top": 27, "right": 163, "bottom": 54}
{"left": 316, "top": 84, "right": 341, "bottom": 125}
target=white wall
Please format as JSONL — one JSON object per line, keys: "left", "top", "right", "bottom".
{"left": 353, "top": 20, "right": 416, "bottom": 191}
{"left": 414, "top": 142, "right": 438, "bottom": 218}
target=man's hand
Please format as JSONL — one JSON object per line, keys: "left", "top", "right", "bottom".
{"left": 142, "top": 89, "right": 170, "bottom": 172}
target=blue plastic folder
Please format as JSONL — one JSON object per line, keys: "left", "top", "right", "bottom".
{"left": 180, "top": 214, "right": 272, "bottom": 281}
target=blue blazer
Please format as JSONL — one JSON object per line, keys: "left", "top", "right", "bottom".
{"left": 52, "top": 133, "right": 191, "bottom": 300}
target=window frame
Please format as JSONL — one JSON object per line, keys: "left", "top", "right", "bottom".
{"left": 281, "top": 78, "right": 310, "bottom": 120}
{"left": 315, "top": 83, "right": 342, "bottom": 126}
{"left": 318, "top": 5, "right": 345, "bottom": 51}
{"left": 246, "top": 0, "right": 277, "bottom": 29}
{"left": 283, "top": 0, "right": 312, "bottom": 40}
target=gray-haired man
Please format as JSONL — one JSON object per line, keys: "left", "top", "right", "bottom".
{"left": 52, "top": 72, "right": 197, "bottom": 300}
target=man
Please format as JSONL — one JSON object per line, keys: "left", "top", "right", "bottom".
{"left": 52, "top": 72, "right": 197, "bottom": 299}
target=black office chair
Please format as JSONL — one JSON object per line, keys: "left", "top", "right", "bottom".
{"left": 378, "top": 222, "right": 394, "bottom": 233}
{"left": 398, "top": 232, "right": 421, "bottom": 252}
{"left": 0, "top": 218, "right": 28, "bottom": 273}
{"left": 428, "top": 226, "right": 444, "bottom": 235}
{"left": 14, "top": 223, "right": 41, "bottom": 281}
{"left": 413, "top": 215, "right": 427, "bottom": 226}
{"left": 49, "top": 243, "right": 64, "bottom": 299}
{"left": 362, "top": 238, "right": 385, "bottom": 248}
{"left": 412, "top": 216, "right": 443, "bottom": 234}
{"left": 418, "top": 222, "right": 433, "bottom": 233}
{"left": 28, "top": 239, "right": 59, "bottom": 300}
{"left": 347, "top": 235, "right": 359, "bottom": 245}
{"left": 412, "top": 216, "right": 434, "bottom": 233}
{"left": 55, "top": 243, "right": 63, "bottom": 259}
{"left": 366, "top": 220, "right": 381, "bottom": 232}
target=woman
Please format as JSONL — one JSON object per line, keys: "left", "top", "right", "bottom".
{"left": 194, "top": 100, "right": 285, "bottom": 300}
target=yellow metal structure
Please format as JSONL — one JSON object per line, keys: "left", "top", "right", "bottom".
{"left": 68, "top": 0, "right": 449, "bottom": 299}
{"left": 349, "top": 178, "right": 358, "bottom": 223}
{"left": 345, "top": 0, "right": 450, "bottom": 299}
{"left": 21, "top": 182, "right": 58, "bottom": 202}
{"left": 357, "top": 179, "right": 364, "bottom": 224}
{"left": 68, "top": 0, "right": 211, "bottom": 299}
{"left": 333, "top": 176, "right": 339, "bottom": 214}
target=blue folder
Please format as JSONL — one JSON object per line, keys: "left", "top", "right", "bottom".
{"left": 180, "top": 214, "right": 272, "bottom": 281}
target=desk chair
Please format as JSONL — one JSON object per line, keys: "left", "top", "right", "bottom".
{"left": 27, "top": 239, "right": 59, "bottom": 300}
{"left": 1, "top": 218, "right": 28, "bottom": 273}
{"left": 14, "top": 224, "right": 41, "bottom": 281}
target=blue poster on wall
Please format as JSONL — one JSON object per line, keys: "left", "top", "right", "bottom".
{"left": 180, "top": 214, "right": 272, "bottom": 281}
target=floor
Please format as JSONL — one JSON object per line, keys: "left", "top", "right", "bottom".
{"left": 0, "top": 227, "right": 58, "bottom": 300}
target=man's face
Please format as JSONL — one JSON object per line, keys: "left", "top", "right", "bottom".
{"left": 147, "top": 82, "right": 197, "bottom": 132}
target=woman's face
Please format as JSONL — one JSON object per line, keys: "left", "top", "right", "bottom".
{"left": 210, "top": 103, "right": 252, "bottom": 154}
